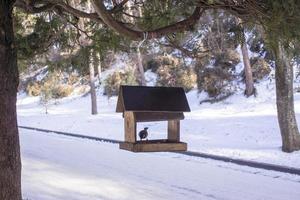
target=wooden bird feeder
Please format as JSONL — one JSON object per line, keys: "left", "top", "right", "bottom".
{"left": 116, "top": 85, "right": 190, "bottom": 152}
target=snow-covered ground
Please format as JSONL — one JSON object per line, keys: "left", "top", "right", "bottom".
{"left": 18, "top": 80, "right": 300, "bottom": 168}
{"left": 18, "top": 78, "right": 300, "bottom": 199}
{"left": 21, "top": 129, "right": 300, "bottom": 200}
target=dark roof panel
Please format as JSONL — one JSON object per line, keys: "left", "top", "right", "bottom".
{"left": 116, "top": 85, "right": 191, "bottom": 112}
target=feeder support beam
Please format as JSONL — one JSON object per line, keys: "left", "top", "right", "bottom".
{"left": 124, "top": 111, "right": 136, "bottom": 143}
{"left": 168, "top": 120, "right": 180, "bottom": 142}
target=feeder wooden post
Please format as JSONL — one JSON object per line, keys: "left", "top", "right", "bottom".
{"left": 168, "top": 120, "right": 180, "bottom": 142}
{"left": 124, "top": 111, "right": 136, "bottom": 143}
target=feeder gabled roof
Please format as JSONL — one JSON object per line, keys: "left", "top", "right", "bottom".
{"left": 116, "top": 85, "right": 191, "bottom": 113}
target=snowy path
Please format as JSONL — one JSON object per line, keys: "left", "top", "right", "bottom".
{"left": 21, "top": 129, "right": 300, "bottom": 200}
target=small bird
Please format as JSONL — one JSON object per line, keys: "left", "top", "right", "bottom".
{"left": 138, "top": 127, "right": 148, "bottom": 141}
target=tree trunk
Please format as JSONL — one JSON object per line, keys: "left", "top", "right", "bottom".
{"left": 0, "top": 1, "right": 22, "bottom": 199}
{"left": 275, "top": 42, "right": 300, "bottom": 152}
{"left": 137, "top": 47, "right": 146, "bottom": 86}
{"left": 237, "top": 18, "right": 255, "bottom": 97}
{"left": 89, "top": 49, "right": 98, "bottom": 115}
{"left": 241, "top": 38, "right": 255, "bottom": 97}
{"left": 125, "top": 0, "right": 146, "bottom": 86}
{"left": 95, "top": 52, "right": 102, "bottom": 84}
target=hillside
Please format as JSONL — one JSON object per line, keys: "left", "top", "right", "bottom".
{"left": 17, "top": 75, "right": 300, "bottom": 168}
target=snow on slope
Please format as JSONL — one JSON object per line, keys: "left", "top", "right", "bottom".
{"left": 17, "top": 78, "right": 300, "bottom": 168}
{"left": 21, "top": 129, "right": 300, "bottom": 200}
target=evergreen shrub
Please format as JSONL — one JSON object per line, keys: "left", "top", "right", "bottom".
{"left": 104, "top": 69, "right": 138, "bottom": 97}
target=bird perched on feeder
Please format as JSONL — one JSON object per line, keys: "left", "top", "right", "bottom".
{"left": 139, "top": 127, "right": 148, "bottom": 141}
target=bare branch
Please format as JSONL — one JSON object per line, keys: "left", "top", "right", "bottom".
{"left": 15, "top": 0, "right": 104, "bottom": 23}
{"left": 14, "top": 0, "right": 271, "bottom": 42}
{"left": 14, "top": 0, "right": 55, "bottom": 13}
{"left": 92, "top": 0, "right": 205, "bottom": 40}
